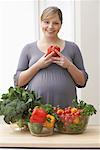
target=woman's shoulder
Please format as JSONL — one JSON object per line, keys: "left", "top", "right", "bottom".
{"left": 23, "top": 41, "right": 37, "bottom": 49}
{"left": 65, "top": 40, "right": 79, "bottom": 47}
{"left": 21, "top": 41, "right": 37, "bottom": 52}
{"left": 65, "top": 40, "right": 80, "bottom": 51}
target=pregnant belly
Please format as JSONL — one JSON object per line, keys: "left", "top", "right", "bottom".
{"left": 28, "top": 72, "right": 75, "bottom": 95}
{"left": 27, "top": 70, "right": 77, "bottom": 107}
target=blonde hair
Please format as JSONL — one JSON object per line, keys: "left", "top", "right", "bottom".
{"left": 41, "top": 6, "right": 63, "bottom": 24}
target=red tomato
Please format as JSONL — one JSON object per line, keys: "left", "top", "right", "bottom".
{"left": 64, "top": 109, "right": 71, "bottom": 114}
{"left": 57, "top": 109, "right": 64, "bottom": 115}
{"left": 74, "top": 109, "right": 81, "bottom": 116}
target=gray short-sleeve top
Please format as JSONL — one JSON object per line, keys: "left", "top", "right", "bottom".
{"left": 14, "top": 41, "right": 88, "bottom": 107}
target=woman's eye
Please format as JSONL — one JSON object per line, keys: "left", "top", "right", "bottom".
{"left": 54, "top": 22, "right": 59, "bottom": 25}
{"left": 44, "top": 21, "right": 49, "bottom": 24}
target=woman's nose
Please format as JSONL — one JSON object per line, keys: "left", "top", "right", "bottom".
{"left": 48, "top": 23, "right": 53, "bottom": 28}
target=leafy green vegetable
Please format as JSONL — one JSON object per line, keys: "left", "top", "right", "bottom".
{"left": 0, "top": 86, "right": 42, "bottom": 124}
{"left": 72, "top": 99, "right": 97, "bottom": 116}
{"left": 41, "top": 104, "right": 59, "bottom": 121}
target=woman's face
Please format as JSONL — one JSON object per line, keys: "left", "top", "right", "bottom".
{"left": 41, "top": 13, "right": 62, "bottom": 38}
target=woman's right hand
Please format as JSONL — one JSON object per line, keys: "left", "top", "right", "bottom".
{"left": 36, "top": 51, "right": 55, "bottom": 69}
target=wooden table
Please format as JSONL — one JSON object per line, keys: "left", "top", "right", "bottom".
{"left": 0, "top": 123, "right": 100, "bottom": 148}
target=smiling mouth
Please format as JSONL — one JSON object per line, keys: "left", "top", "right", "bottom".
{"left": 47, "top": 31, "right": 55, "bottom": 34}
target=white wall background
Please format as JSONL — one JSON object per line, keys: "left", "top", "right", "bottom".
{"left": 78, "top": 0, "right": 100, "bottom": 125}
{"left": 0, "top": 1, "right": 35, "bottom": 94}
{"left": 0, "top": 0, "right": 100, "bottom": 125}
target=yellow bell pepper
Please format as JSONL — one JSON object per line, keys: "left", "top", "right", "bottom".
{"left": 44, "top": 114, "right": 55, "bottom": 128}
{"left": 73, "top": 117, "right": 80, "bottom": 124}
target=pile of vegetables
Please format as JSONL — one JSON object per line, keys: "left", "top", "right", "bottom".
{"left": 0, "top": 87, "right": 42, "bottom": 127}
{"left": 0, "top": 86, "right": 97, "bottom": 135}
{"left": 28, "top": 104, "right": 58, "bottom": 135}
{"left": 54, "top": 99, "right": 97, "bottom": 134}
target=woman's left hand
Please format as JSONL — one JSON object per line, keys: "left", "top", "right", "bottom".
{"left": 52, "top": 49, "right": 72, "bottom": 69}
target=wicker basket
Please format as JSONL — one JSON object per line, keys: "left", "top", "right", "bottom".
{"left": 28, "top": 122, "right": 54, "bottom": 136}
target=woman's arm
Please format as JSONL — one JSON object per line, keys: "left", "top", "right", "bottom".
{"left": 15, "top": 50, "right": 55, "bottom": 87}
{"left": 17, "top": 62, "right": 40, "bottom": 87}
{"left": 66, "top": 61, "right": 86, "bottom": 86}
{"left": 52, "top": 44, "right": 88, "bottom": 87}
{"left": 52, "top": 54, "right": 85, "bottom": 86}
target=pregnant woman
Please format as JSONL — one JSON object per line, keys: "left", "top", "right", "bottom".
{"left": 14, "top": 6, "right": 88, "bottom": 107}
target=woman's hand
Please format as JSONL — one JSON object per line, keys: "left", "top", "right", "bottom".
{"left": 52, "top": 49, "right": 86, "bottom": 86}
{"left": 52, "top": 49, "right": 72, "bottom": 69}
{"left": 36, "top": 51, "right": 55, "bottom": 69}
{"left": 17, "top": 52, "right": 55, "bottom": 87}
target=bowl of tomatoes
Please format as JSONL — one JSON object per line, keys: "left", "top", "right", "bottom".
{"left": 54, "top": 99, "right": 97, "bottom": 134}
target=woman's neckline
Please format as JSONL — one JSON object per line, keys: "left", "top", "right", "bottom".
{"left": 35, "top": 40, "right": 67, "bottom": 55}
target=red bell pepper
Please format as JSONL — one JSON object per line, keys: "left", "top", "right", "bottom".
{"left": 30, "top": 107, "right": 47, "bottom": 124}
{"left": 46, "top": 45, "right": 60, "bottom": 57}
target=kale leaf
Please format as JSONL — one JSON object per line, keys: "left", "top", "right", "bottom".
{"left": 72, "top": 99, "right": 97, "bottom": 116}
